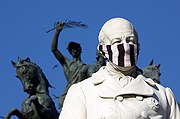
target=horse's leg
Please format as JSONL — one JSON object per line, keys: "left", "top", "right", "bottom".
{"left": 4, "top": 108, "right": 23, "bottom": 119}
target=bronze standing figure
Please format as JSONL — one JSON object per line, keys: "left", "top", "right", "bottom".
{"left": 51, "top": 22, "right": 106, "bottom": 109}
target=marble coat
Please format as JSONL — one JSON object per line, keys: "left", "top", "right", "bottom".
{"left": 59, "top": 67, "right": 180, "bottom": 119}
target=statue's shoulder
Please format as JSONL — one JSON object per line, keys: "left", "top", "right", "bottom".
{"left": 138, "top": 74, "right": 167, "bottom": 93}
{"left": 79, "top": 66, "right": 106, "bottom": 86}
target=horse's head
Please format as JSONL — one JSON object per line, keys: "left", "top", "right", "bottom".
{"left": 142, "top": 59, "right": 161, "bottom": 84}
{"left": 11, "top": 57, "right": 52, "bottom": 94}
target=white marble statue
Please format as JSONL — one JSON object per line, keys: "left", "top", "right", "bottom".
{"left": 59, "top": 18, "right": 180, "bottom": 119}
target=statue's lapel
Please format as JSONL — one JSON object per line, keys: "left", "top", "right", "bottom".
{"left": 116, "top": 75, "right": 154, "bottom": 96}
{"left": 100, "top": 77, "right": 123, "bottom": 98}
{"left": 92, "top": 69, "right": 122, "bottom": 98}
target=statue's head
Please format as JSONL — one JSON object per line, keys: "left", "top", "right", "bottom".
{"left": 67, "top": 41, "right": 82, "bottom": 57}
{"left": 11, "top": 57, "right": 52, "bottom": 94}
{"left": 11, "top": 57, "right": 38, "bottom": 94}
{"left": 97, "top": 17, "right": 139, "bottom": 68}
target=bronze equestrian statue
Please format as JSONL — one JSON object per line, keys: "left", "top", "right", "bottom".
{"left": 4, "top": 57, "right": 59, "bottom": 119}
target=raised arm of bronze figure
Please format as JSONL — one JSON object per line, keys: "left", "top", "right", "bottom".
{"left": 51, "top": 22, "right": 66, "bottom": 65}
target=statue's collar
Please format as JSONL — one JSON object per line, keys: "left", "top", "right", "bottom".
{"left": 92, "top": 68, "right": 154, "bottom": 98}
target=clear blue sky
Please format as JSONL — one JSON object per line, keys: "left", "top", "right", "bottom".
{"left": 1, "top": 0, "right": 180, "bottom": 118}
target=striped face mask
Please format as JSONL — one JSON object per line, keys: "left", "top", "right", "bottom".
{"left": 98, "top": 42, "right": 138, "bottom": 67}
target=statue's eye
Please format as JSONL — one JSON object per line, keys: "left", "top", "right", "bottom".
{"left": 16, "top": 66, "right": 21, "bottom": 69}
{"left": 111, "top": 38, "right": 122, "bottom": 45}
{"left": 16, "top": 66, "right": 26, "bottom": 74}
{"left": 126, "top": 38, "right": 130, "bottom": 43}
{"left": 112, "top": 41, "right": 121, "bottom": 44}
{"left": 22, "top": 70, "right": 27, "bottom": 74}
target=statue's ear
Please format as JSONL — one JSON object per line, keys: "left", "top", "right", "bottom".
{"left": 11, "top": 61, "right": 17, "bottom": 68}
{"left": 157, "top": 64, "right": 161, "bottom": 68}
{"left": 149, "top": 59, "right": 154, "bottom": 65}
{"left": 25, "top": 57, "right": 30, "bottom": 62}
{"left": 18, "top": 56, "right": 22, "bottom": 62}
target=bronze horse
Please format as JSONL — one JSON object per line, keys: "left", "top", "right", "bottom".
{"left": 4, "top": 57, "right": 59, "bottom": 119}
{"left": 142, "top": 59, "right": 161, "bottom": 84}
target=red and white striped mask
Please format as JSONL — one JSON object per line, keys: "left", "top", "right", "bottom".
{"left": 98, "top": 42, "right": 138, "bottom": 67}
